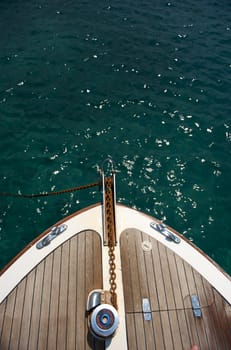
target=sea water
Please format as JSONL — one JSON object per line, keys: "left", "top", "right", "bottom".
{"left": 0, "top": 0, "right": 231, "bottom": 274}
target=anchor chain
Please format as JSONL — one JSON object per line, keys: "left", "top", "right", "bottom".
{"left": 104, "top": 176, "right": 117, "bottom": 309}
{"left": 0, "top": 181, "right": 100, "bottom": 198}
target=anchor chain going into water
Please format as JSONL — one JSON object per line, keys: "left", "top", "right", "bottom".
{"left": 0, "top": 181, "right": 100, "bottom": 198}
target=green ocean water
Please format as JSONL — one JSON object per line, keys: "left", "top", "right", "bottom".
{"left": 0, "top": 0, "right": 231, "bottom": 274}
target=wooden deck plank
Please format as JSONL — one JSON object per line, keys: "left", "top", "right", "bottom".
{"left": 182, "top": 260, "right": 197, "bottom": 307}
{"left": 27, "top": 260, "right": 45, "bottom": 349}
{"left": 152, "top": 311, "right": 164, "bottom": 349}
{"left": 86, "top": 230, "right": 98, "bottom": 350}
{"left": 134, "top": 313, "right": 146, "bottom": 349}
{"left": 142, "top": 235, "right": 159, "bottom": 311}
{"left": 87, "top": 231, "right": 105, "bottom": 350}
{"left": 174, "top": 254, "right": 191, "bottom": 309}
{"left": 119, "top": 232, "right": 133, "bottom": 312}
{"left": 201, "top": 307, "right": 219, "bottom": 350}
{"left": 158, "top": 243, "right": 176, "bottom": 310}
{"left": 57, "top": 240, "right": 70, "bottom": 350}
{"left": 86, "top": 230, "right": 94, "bottom": 295}
{"left": 194, "top": 315, "right": 209, "bottom": 349}
{"left": 125, "top": 314, "right": 138, "bottom": 349}
{"left": 160, "top": 311, "right": 174, "bottom": 349}
{"left": 193, "top": 269, "right": 209, "bottom": 306}
{"left": 46, "top": 248, "right": 61, "bottom": 350}
{"left": 37, "top": 253, "right": 53, "bottom": 350}
{"left": 168, "top": 310, "right": 183, "bottom": 349}
{"left": 128, "top": 231, "right": 142, "bottom": 312}
{"left": 93, "top": 230, "right": 103, "bottom": 288}
{"left": 67, "top": 235, "right": 78, "bottom": 350}
{"left": 151, "top": 240, "right": 168, "bottom": 310}
{"left": 9, "top": 278, "right": 26, "bottom": 349}
{"left": 76, "top": 231, "right": 86, "bottom": 349}
{"left": 0, "top": 230, "right": 104, "bottom": 350}
{"left": 135, "top": 232, "right": 150, "bottom": 301}
{"left": 0, "top": 288, "right": 17, "bottom": 349}
{"left": 86, "top": 230, "right": 94, "bottom": 350}
{"left": 143, "top": 314, "right": 155, "bottom": 350}
{"left": 166, "top": 248, "right": 184, "bottom": 309}
{"left": 184, "top": 308, "right": 200, "bottom": 348}
{"left": 177, "top": 309, "right": 191, "bottom": 349}
{"left": 18, "top": 268, "right": 36, "bottom": 349}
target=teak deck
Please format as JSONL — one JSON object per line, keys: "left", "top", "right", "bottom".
{"left": 120, "top": 229, "right": 231, "bottom": 349}
{"left": 0, "top": 230, "right": 104, "bottom": 350}
{"left": 0, "top": 228, "right": 231, "bottom": 349}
